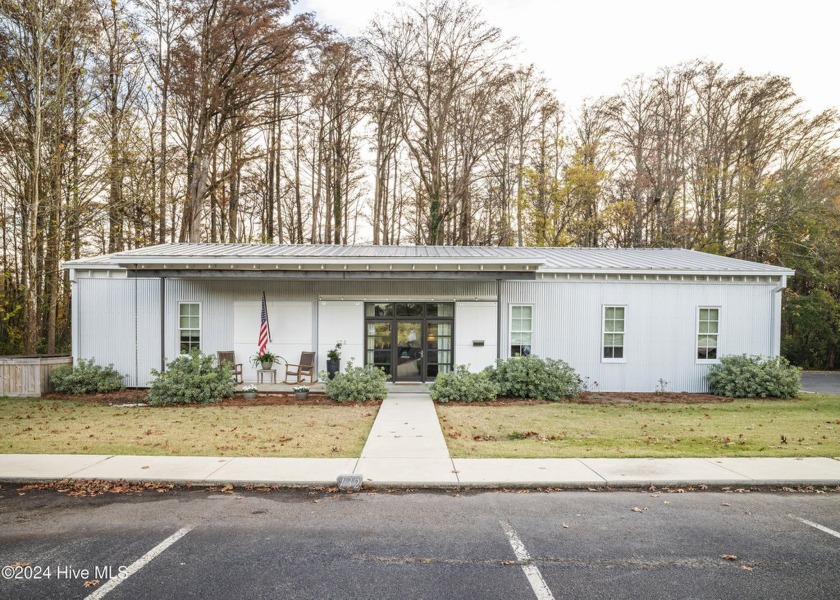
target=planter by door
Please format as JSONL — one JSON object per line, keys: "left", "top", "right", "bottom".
{"left": 326, "top": 359, "right": 340, "bottom": 380}
{"left": 261, "top": 361, "right": 273, "bottom": 371}
{"left": 243, "top": 392, "right": 257, "bottom": 400}
{"left": 295, "top": 392, "right": 309, "bottom": 400}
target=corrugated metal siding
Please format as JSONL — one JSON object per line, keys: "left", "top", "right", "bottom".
{"left": 162, "top": 278, "right": 495, "bottom": 376}
{"left": 76, "top": 277, "right": 456, "bottom": 384}
{"left": 76, "top": 274, "right": 779, "bottom": 392}
{"left": 314, "top": 280, "right": 496, "bottom": 298}
{"left": 78, "top": 278, "right": 161, "bottom": 387}
{"left": 163, "top": 279, "right": 494, "bottom": 307}
{"left": 136, "top": 280, "right": 162, "bottom": 386}
{"left": 500, "top": 280, "right": 777, "bottom": 393}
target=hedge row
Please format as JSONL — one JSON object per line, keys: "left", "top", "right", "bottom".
{"left": 431, "top": 356, "right": 584, "bottom": 402}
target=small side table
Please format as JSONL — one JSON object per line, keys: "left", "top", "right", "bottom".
{"left": 257, "top": 369, "right": 277, "bottom": 384}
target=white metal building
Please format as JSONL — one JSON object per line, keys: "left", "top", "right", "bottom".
{"left": 63, "top": 244, "right": 794, "bottom": 392}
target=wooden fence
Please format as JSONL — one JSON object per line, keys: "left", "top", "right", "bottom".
{"left": 0, "top": 356, "right": 73, "bottom": 397}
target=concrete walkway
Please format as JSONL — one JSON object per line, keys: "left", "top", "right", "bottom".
{"left": 353, "top": 393, "right": 457, "bottom": 486}
{"left": 2, "top": 390, "right": 840, "bottom": 488}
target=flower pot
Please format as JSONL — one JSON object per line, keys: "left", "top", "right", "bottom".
{"left": 294, "top": 392, "right": 309, "bottom": 400}
{"left": 326, "top": 359, "right": 340, "bottom": 380}
{"left": 243, "top": 392, "right": 257, "bottom": 400}
{"left": 260, "top": 361, "right": 273, "bottom": 371}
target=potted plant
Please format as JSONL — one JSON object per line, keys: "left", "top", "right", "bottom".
{"left": 326, "top": 341, "right": 344, "bottom": 380}
{"left": 241, "top": 384, "right": 258, "bottom": 400}
{"left": 250, "top": 350, "right": 279, "bottom": 371}
{"left": 293, "top": 385, "right": 309, "bottom": 400}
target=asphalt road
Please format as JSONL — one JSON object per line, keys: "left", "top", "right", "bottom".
{"left": 1, "top": 487, "right": 839, "bottom": 599}
{"left": 801, "top": 371, "right": 840, "bottom": 394}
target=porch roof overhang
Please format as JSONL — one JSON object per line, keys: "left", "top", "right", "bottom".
{"left": 109, "top": 247, "right": 544, "bottom": 278}
{"left": 124, "top": 269, "right": 537, "bottom": 280}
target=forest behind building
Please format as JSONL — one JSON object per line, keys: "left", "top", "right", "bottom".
{"left": 1, "top": 0, "right": 839, "bottom": 368}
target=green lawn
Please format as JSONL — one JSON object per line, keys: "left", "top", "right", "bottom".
{"left": 438, "top": 394, "right": 840, "bottom": 458}
{"left": 0, "top": 397, "right": 378, "bottom": 458}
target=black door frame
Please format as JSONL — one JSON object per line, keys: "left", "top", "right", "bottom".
{"left": 363, "top": 303, "right": 455, "bottom": 383}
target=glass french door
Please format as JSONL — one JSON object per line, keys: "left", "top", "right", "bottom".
{"left": 364, "top": 303, "right": 454, "bottom": 382}
{"left": 424, "top": 321, "right": 452, "bottom": 380}
{"left": 366, "top": 321, "right": 393, "bottom": 377}
{"left": 395, "top": 321, "right": 423, "bottom": 381}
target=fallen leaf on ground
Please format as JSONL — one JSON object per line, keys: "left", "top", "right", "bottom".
{"left": 720, "top": 554, "right": 738, "bottom": 561}
{"left": 631, "top": 507, "right": 648, "bottom": 513}
{"left": 17, "top": 479, "right": 173, "bottom": 498}
{"left": 561, "top": 523, "right": 569, "bottom": 528}
{"left": 83, "top": 580, "right": 100, "bottom": 588}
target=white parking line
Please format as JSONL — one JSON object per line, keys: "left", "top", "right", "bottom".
{"left": 85, "top": 526, "right": 194, "bottom": 600}
{"left": 500, "top": 521, "right": 555, "bottom": 600}
{"left": 792, "top": 516, "right": 840, "bottom": 540}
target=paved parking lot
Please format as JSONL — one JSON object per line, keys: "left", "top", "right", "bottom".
{"left": 1, "top": 488, "right": 839, "bottom": 599}
{"left": 801, "top": 371, "right": 840, "bottom": 394}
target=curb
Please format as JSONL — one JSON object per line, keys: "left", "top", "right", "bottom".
{"left": 4, "top": 476, "right": 840, "bottom": 491}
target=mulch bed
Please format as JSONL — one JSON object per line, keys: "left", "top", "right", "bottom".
{"left": 39, "top": 389, "right": 379, "bottom": 407}
{"left": 37, "top": 390, "right": 731, "bottom": 406}
{"left": 216, "top": 394, "right": 379, "bottom": 407}
{"left": 576, "top": 391, "right": 733, "bottom": 404}
{"left": 440, "top": 391, "right": 733, "bottom": 406}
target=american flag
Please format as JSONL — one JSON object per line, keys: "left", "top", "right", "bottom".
{"left": 258, "top": 292, "right": 271, "bottom": 354}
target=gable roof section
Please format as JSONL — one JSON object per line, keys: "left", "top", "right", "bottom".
{"left": 63, "top": 243, "right": 794, "bottom": 277}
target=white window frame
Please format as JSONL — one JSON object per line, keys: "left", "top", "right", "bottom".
{"left": 696, "top": 306, "right": 721, "bottom": 364}
{"left": 601, "top": 305, "right": 627, "bottom": 363}
{"left": 509, "top": 304, "right": 533, "bottom": 358}
{"left": 177, "top": 301, "right": 202, "bottom": 354}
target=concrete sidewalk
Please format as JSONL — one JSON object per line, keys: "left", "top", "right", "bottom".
{"left": 2, "top": 390, "right": 840, "bottom": 488}
{"left": 1, "top": 453, "right": 839, "bottom": 488}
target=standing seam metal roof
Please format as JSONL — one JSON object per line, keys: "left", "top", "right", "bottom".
{"left": 63, "top": 243, "right": 794, "bottom": 274}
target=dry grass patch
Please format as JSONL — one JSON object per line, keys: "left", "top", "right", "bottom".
{"left": 0, "top": 397, "right": 378, "bottom": 458}
{"left": 438, "top": 394, "right": 840, "bottom": 458}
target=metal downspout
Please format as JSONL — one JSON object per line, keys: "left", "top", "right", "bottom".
{"left": 160, "top": 276, "right": 166, "bottom": 371}
{"left": 770, "top": 275, "right": 787, "bottom": 356}
{"left": 496, "top": 279, "right": 502, "bottom": 361}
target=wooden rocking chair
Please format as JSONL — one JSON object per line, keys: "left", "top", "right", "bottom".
{"left": 284, "top": 352, "right": 316, "bottom": 384}
{"left": 217, "top": 351, "right": 244, "bottom": 384}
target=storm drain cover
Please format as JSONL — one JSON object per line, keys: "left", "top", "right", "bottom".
{"left": 337, "top": 474, "right": 363, "bottom": 491}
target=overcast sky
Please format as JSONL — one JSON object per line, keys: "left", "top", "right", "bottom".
{"left": 295, "top": 0, "right": 838, "bottom": 114}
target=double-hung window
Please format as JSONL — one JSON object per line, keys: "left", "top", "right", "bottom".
{"left": 697, "top": 307, "right": 720, "bottom": 361}
{"left": 602, "top": 306, "right": 626, "bottom": 360}
{"left": 179, "top": 302, "right": 201, "bottom": 353}
{"left": 510, "top": 305, "right": 533, "bottom": 357}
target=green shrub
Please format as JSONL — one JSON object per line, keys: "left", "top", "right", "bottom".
{"left": 430, "top": 365, "right": 500, "bottom": 403}
{"left": 486, "top": 355, "right": 583, "bottom": 400}
{"left": 322, "top": 361, "right": 388, "bottom": 402}
{"left": 147, "top": 351, "right": 235, "bottom": 405}
{"left": 50, "top": 358, "right": 124, "bottom": 394}
{"left": 706, "top": 354, "right": 801, "bottom": 398}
